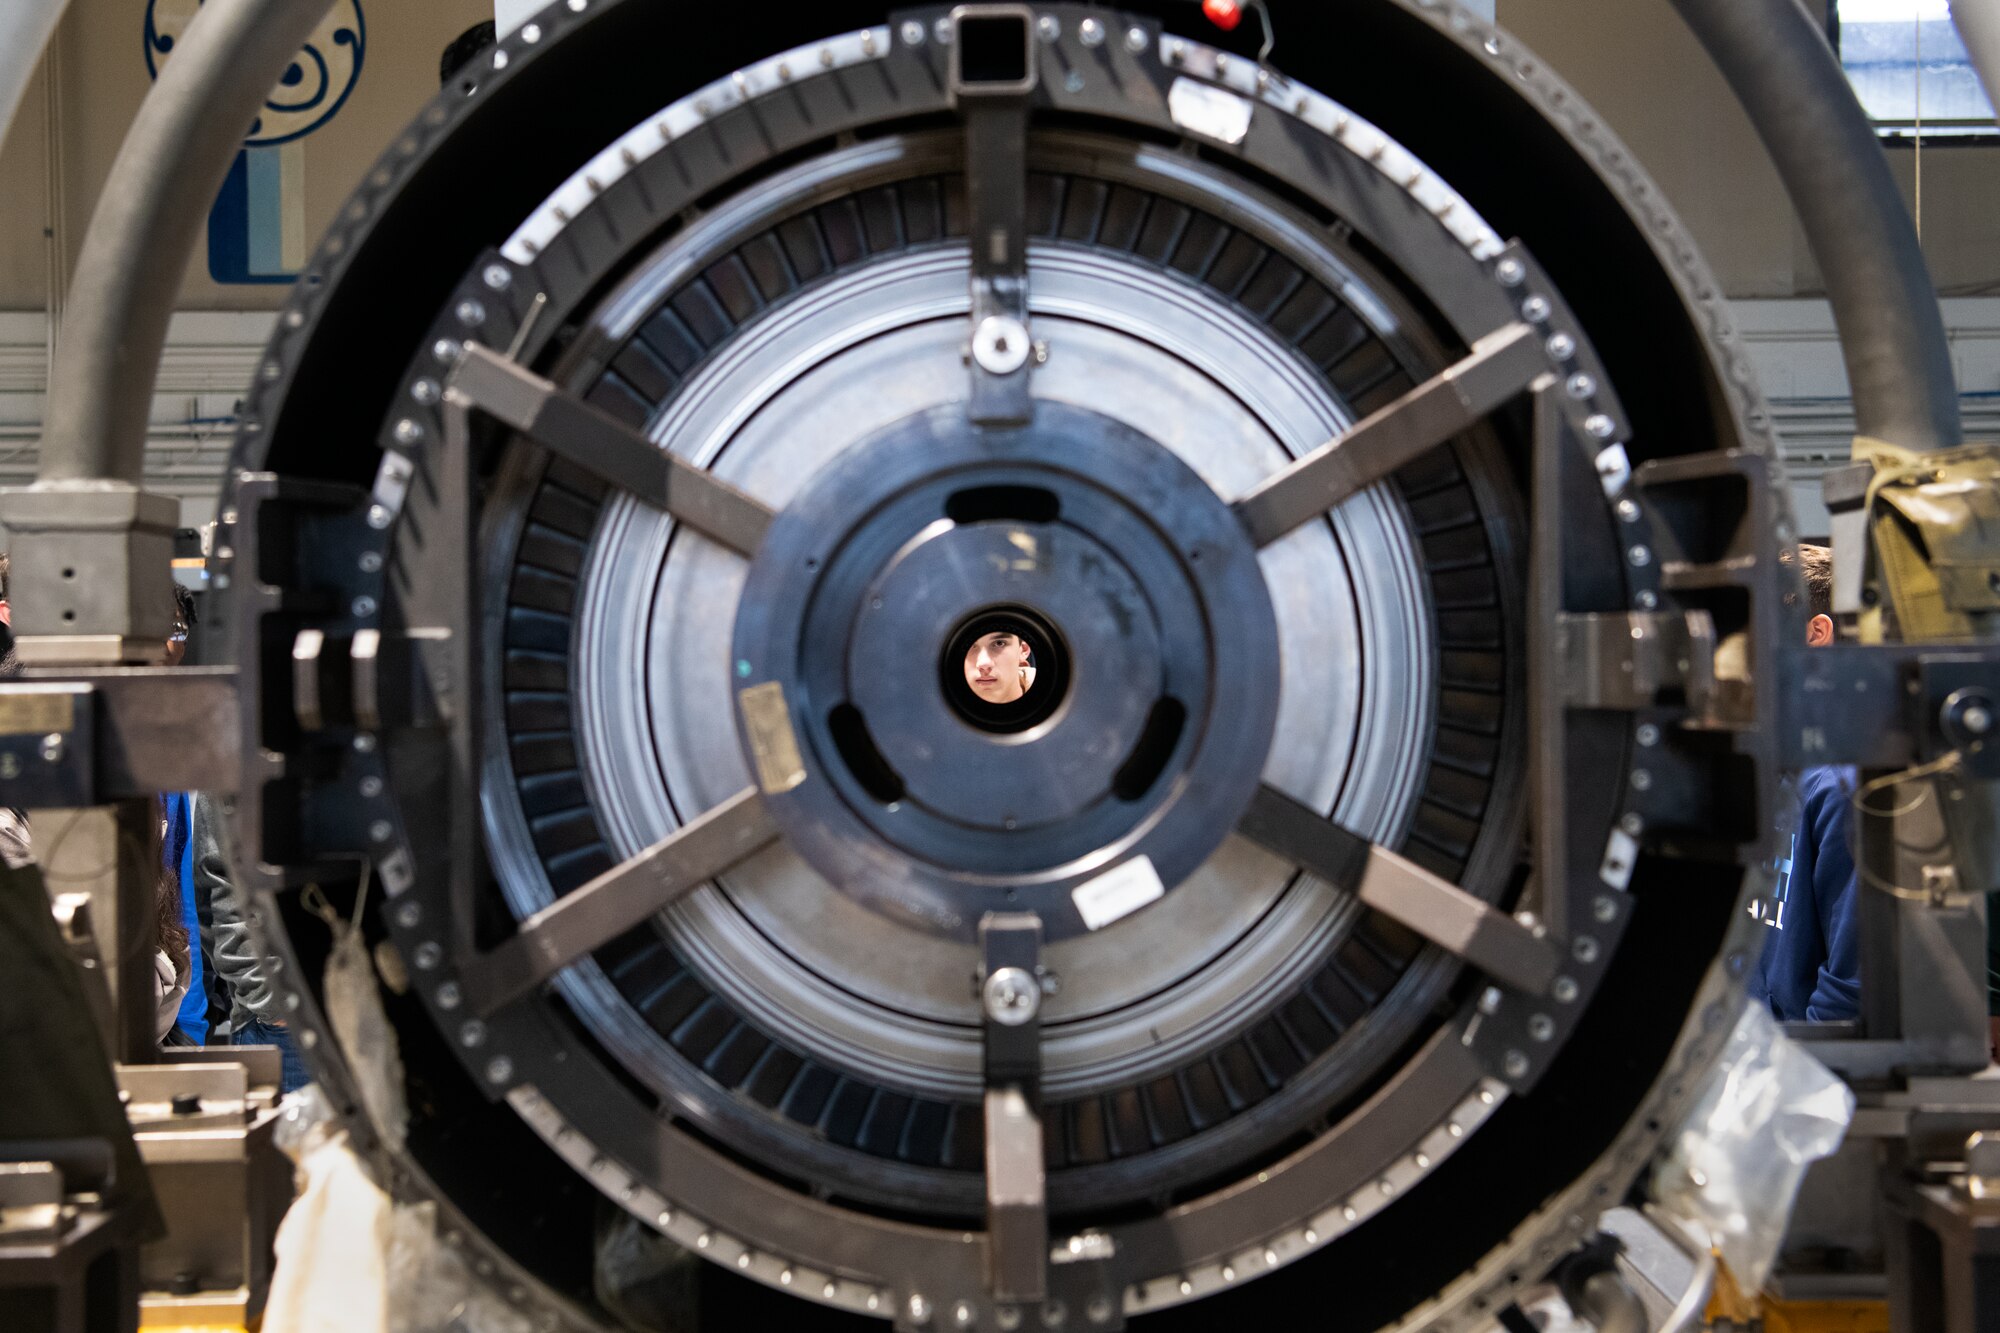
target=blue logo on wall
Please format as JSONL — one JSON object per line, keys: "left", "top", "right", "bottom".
{"left": 145, "top": 1, "right": 366, "bottom": 284}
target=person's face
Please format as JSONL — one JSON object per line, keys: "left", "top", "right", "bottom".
{"left": 964, "top": 631, "right": 1029, "bottom": 704}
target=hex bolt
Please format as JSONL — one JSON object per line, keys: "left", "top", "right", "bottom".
{"left": 436, "top": 981, "right": 462, "bottom": 1010}
{"left": 1594, "top": 894, "right": 1618, "bottom": 923}
{"left": 1636, "top": 722, "right": 1660, "bottom": 747}
{"left": 413, "top": 941, "right": 442, "bottom": 970}
{"left": 39, "top": 733, "right": 62, "bottom": 764}
{"left": 459, "top": 1019, "right": 486, "bottom": 1048}
{"left": 1124, "top": 25, "right": 1149, "bottom": 52}
{"left": 485, "top": 1056, "right": 514, "bottom": 1085}
{"left": 984, "top": 967, "right": 1041, "bottom": 1026}
{"left": 1078, "top": 17, "right": 1106, "bottom": 46}
{"left": 1962, "top": 704, "right": 1993, "bottom": 736}
{"left": 903, "top": 19, "right": 927, "bottom": 45}
{"left": 1519, "top": 295, "right": 1551, "bottom": 323}
{"left": 1566, "top": 372, "right": 1597, "bottom": 399}
{"left": 1035, "top": 16, "right": 1059, "bottom": 41}
{"left": 1965, "top": 1131, "right": 2000, "bottom": 1198}
{"left": 482, "top": 263, "right": 512, "bottom": 291}
{"left": 955, "top": 1303, "right": 977, "bottom": 1328}
{"left": 1528, "top": 1014, "right": 1555, "bottom": 1042}
{"left": 1494, "top": 257, "right": 1526, "bottom": 287}
{"left": 1545, "top": 332, "right": 1576, "bottom": 361}
{"left": 1553, "top": 976, "right": 1579, "bottom": 1004}
{"left": 1503, "top": 1050, "right": 1530, "bottom": 1078}
{"left": 456, "top": 299, "right": 487, "bottom": 327}
{"left": 392, "top": 900, "right": 420, "bottom": 929}
{"left": 1573, "top": 935, "right": 1601, "bottom": 965}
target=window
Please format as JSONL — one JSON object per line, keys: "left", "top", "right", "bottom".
{"left": 1835, "top": 0, "right": 1996, "bottom": 138}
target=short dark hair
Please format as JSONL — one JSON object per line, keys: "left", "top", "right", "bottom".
{"left": 441, "top": 21, "right": 496, "bottom": 86}
{"left": 1781, "top": 543, "right": 1833, "bottom": 619}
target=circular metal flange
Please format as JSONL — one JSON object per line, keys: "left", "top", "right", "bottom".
{"left": 732, "top": 401, "right": 1280, "bottom": 940}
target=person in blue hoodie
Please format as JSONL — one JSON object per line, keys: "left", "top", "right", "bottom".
{"left": 1750, "top": 544, "right": 1860, "bottom": 1024}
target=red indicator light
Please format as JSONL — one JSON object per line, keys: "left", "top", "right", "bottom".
{"left": 1202, "top": 0, "right": 1246, "bottom": 33}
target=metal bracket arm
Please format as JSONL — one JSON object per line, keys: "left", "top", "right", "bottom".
{"left": 951, "top": 5, "right": 1039, "bottom": 426}
{"left": 979, "top": 910, "right": 1048, "bottom": 1304}
{"left": 0, "top": 668, "right": 241, "bottom": 801}
{"left": 1558, "top": 610, "right": 1717, "bottom": 713}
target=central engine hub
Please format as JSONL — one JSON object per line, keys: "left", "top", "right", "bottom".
{"left": 732, "top": 402, "right": 1280, "bottom": 939}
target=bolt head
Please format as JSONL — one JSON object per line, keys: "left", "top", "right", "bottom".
{"left": 984, "top": 966, "right": 1041, "bottom": 1025}
{"left": 1078, "top": 17, "right": 1106, "bottom": 46}
{"left": 482, "top": 263, "right": 512, "bottom": 291}
{"left": 1519, "top": 295, "right": 1551, "bottom": 323}
{"left": 455, "top": 299, "right": 487, "bottom": 327}
{"left": 1494, "top": 257, "right": 1526, "bottom": 287}
{"left": 1503, "top": 1049, "right": 1530, "bottom": 1078}
{"left": 903, "top": 19, "right": 927, "bottom": 45}
{"left": 908, "top": 1294, "right": 933, "bottom": 1324}
{"left": 972, "top": 315, "right": 1032, "bottom": 375}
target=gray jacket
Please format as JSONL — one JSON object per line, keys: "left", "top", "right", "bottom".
{"left": 193, "top": 794, "right": 279, "bottom": 1030}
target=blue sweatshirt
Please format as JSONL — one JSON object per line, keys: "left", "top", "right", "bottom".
{"left": 1749, "top": 767, "right": 1860, "bottom": 1023}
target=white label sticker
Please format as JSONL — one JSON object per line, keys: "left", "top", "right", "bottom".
{"left": 1072, "top": 856, "right": 1166, "bottom": 931}
{"left": 1167, "top": 77, "right": 1254, "bottom": 146}
{"left": 1599, "top": 828, "right": 1638, "bottom": 890}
